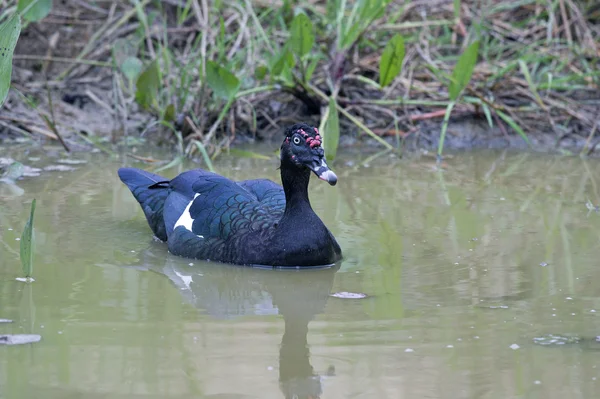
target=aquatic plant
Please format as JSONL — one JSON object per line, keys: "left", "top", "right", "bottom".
{"left": 18, "top": 198, "right": 36, "bottom": 283}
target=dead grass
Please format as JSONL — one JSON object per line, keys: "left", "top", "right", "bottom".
{"left": 1, "top": 0, "right": 599, "bottom": 158}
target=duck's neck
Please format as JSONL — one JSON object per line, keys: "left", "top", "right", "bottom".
{"left": 280, "top": 165, "right": 313, "bottom": 216}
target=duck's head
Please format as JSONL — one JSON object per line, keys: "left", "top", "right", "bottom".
{"left": 280, "top": 123, "right": 338, "bottom": 186}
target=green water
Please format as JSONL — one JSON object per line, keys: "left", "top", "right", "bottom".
{"left": 2, "top": 147, "right": 600, "bottom": 398}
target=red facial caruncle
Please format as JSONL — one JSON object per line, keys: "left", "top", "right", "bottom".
{"left": 297, "top": 128, "right": 321, "bottom": 148}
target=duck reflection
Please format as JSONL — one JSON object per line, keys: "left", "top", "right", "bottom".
{"left": 136, "top": 247, "right": 340, "bottom": 399}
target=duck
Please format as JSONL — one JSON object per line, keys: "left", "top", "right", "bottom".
{"left": 118, "top": 122, "right": 342, "bottom": 267}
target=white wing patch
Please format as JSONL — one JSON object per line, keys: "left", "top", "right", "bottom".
{"left": 174, "top": 193, "right": 204, "bottom": 238}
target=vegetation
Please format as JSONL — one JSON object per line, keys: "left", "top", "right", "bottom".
{"left": 0, "top": 0, "right": 598, "bottom": 164}
{"left": 18, "top": 198, "right": 36, "bottom": 282}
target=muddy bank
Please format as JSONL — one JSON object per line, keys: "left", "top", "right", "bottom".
{"left": 1, "top": 0, "right": 599, "bottom": 158}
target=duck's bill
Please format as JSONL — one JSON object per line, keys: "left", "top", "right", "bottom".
{"left": 309, "top": 159, "right": 338, "bottom": 186}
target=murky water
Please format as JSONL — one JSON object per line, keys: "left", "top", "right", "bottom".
{"left": 3, "top": 145, "right": 600, "bottom": 398}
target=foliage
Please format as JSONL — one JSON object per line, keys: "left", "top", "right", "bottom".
{"left": 448, "top": 40, "right": 480, "bottom": 101}
{"left": 19, "top": 199, "right": 36, "bottom": 281}
{"left": 379, "top": 34, "right": 405, "bottom": 88}
{"left": 17, "top": 0, "right": 52, "bottom": 23}
{"left": 1, "top": 0, "right": 598, "bottom": 164}
{"left": 0, "top": 15, "right": 21, "bottom": 108}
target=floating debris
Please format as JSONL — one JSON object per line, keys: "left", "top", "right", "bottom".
{"left": 539, "top": 262, "right": 549, "bottom": 267}
{"left": 330, "top": 292, "right": 368, "bottom": 299}
{"left": 0, "top": 319, "right": 12, "bottom": 323}
{"left": 0, "top": 334, "right": 41, "bottom": 345}
{"left": 43, "top": 165, "right": 77, "bottom": 172}
{"left": 586, "top": 199, "right": 599, "bottom": 213}
{"left": 405, "top": 348, "right": 414, "bottom": 352}
{"left": 57, "top": 159, "right": 88, "bottom": 165}
{"left": 0, "top": 158, "right": 41, "bottom": 178}
{"left": 510, "top": 343, "right": 520, "bottom": 350}
{"left": 533, "top": 334, "right": 581, "bottom": 346}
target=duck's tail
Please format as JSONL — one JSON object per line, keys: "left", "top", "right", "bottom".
{"left": 118, "top": 167, "right": 170, "bottom": 241}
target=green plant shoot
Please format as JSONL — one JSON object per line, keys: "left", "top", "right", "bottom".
{"left": 206, "top": 60, "right": 240, "bottom": 100}
{"left": 288, "top": 13, "right": 314, "bottom": 58}
{"left": 448, "top": 40, "right": 480, "bottom": 101}
{"left": 18, "top": 0, "right": 52, "bottom": 22}
{"left": 135, "top": 59, "right": 160, "bottom": 110}
{"left": 379, "top": 34, "right": 405, "bottom": 88}
{"left": 0, "top": 15, "right": 21, "bottom": 108}
{"left": 324, "top": 97, "right": 340, "bottom": 161}
{"left": 20, "top": 199, "right": 36, "bottom": 280}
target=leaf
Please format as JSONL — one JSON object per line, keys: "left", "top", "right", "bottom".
{"left": 305, "top": 55, "right": 322, "bottom": 82}
{"left": 379, "top": 34, "right": 405, "bottom": 88}
{"left": 453, "top": 0, "right": 461, "bottom": 19}
{"left": 496, "top": 110, "right": 531, "bottom": 146}
{"left": 482, "top": 103, "right": 493, "bottom": 128}
{"left": 518, "top": 60, "right": 544, "bottom": 108}
{"left": 288, "top": 13, "right": 314, "bottom": 58}
{"left": 0, "top": 15, "right": 21, "bottom": 108}
{"left": 17, "top": 0, "right": 52, "bottom": 22}
{"left": 163, "top": 103, "right": 175, "bottom": 122}
{"left": 340, "top": 22, "right": 361, "bottom": 50}
{"left": 255, "top": 65, "right": 268, "bottom": 80}
{"left": 120, "top": 56, "right": 143, "bottom": 84}
{"left": 206, "top": 60, "right": 240, "bottom": 100}
{"left": 135, "top": 59, "right": 160, "bottom": 110}
{"left": 270, "top": 46, "right": 295, "bottom": 78}
{"left": 20, "top": 199, "right": 36, "bottom": 279}
{"left": 324, "top": 97, "right": 340, "bottom": 161}
{"left": 448, "top": 40, "right": 479, "bottom": 101}
{"left": 437, "top": 101, "right": 456, "bottom": 159}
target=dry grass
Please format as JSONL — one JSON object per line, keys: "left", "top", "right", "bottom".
{"left": 1, "top": 0, "right": 599, "bottom": 159}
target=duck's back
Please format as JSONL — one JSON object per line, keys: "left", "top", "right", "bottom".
{"left": 118, "top": 167, "right": 340, "bottom": 267}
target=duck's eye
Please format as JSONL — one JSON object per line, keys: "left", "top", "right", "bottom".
{"left": 293, "top": 136, "right": 301, "bottom": 145}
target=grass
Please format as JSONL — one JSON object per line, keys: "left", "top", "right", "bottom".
{"left": 18, "top": 198, "right": 35, "bottom": 282}
{"left": 0, "top": 0, "right": 598, "bottom": 164}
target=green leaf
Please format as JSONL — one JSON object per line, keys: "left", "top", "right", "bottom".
{"left": 0, "top": 15, "right": 21, "bottom": 108}
{"left": 482, "top": 103, "right": 493, "bottom": 128}
{"left": 135, "top": 59, "right": 160, "bottom": 110}
{"left": 340, "top": 22, "right": 361, "bottom": 50}
{"left": 379, "top": 34, "right": 405, "bottom": 88}
{"left": 453, "top": 0, "right": 461, "bottom": 19}
{"left": 255, "top": 65, "right": 268, "bottom": 80}
{"left": 18, "top": 0, "right": 52, "bottom": 22}
{"left": 206, "top": 60, "right": 240, "bottom": 100}
{"left": 305, "top": 55, "right": 321, "bottom": 82}
{"left": 448, "top": 40, "right": 479, "bottom": 101}
{"left": 518, "top": 60, "right": 544, "bottom": 108}
{"left": 288, "top": 13, "right": 314, "bottom": 58}
{"left": 120, "top": 56, "right": 143, "bottom": 84}
{"left": 437, "top": 101, "right": 456, "bottom": 159}
{"left": 163, "top": 103, "right": 175, "bottom": 122}
{"left": 496, "top": 110, "right": 530, "bottom": 146}
{"left": 20, "top": 199, "right": 36, "bottom": 279}
{"left": 324, "top": 97, "right": 340, "bottom": 162}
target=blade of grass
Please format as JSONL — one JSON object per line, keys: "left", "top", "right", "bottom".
{"left": 19, "top": 199, "right": 36, "bottom": 281}
{"left": 437, "top": 101, "right": 455, "bottom": 161}
{"left": 496, "top": 110, "right": 531, "bottom": 146}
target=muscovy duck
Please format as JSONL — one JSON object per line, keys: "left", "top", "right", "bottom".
{"left": 118, "top": 122, "right": 342, "bottom": 267}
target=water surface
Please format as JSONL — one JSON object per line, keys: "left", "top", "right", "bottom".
{"left": 2, "top": 146, "right": 600, "bottom": 398}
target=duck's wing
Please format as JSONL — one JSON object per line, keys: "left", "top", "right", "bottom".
{"left": 236, "top": 178, "right": 286, "bottom": 213}
{"left": 164, "top": 170, "right": 279, "bottom": 241}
